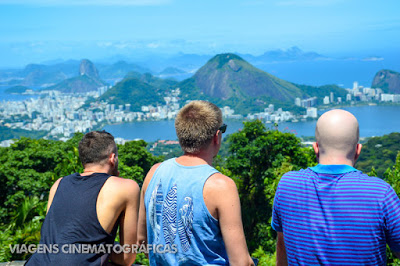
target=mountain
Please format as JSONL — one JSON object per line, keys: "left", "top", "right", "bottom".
{"left": 97, "top": 61, "right": 151, "bottom": 79}
{"left": 90, "top": 53, "right": 350, "bottom": 115}
{"left": 47, "top": 59, "right": 106, "bottom": 93}
{"left": 371, "top": 69, "right": 400, "bottom": 93}
{"left": 179, "top": 53, "right": 303, "bottom": 102}
{"left": 97, "top": 72, "right": 178, "bottom": 111}
{"left": 48, "top": 75, "right": 105, "bottom": 93}
{"left": 5, "top": 86, "right": 31, "bottom": 94}
{"left": 22, "top": 68, "right": 68, "bottom": 87}
{"left": 79, "top": 59, "right": 100, "bottom": 80}
{"left": 3, "top": 60, "right": 79, "bottom": 87}
{"left": 158, "top": 67, "right": 186, "bottom": 76}
{"left": 253, "top": 46, "right": 325, "bottom": 62}
{"left": 156, "top": 67, "right": 191, "bottom": 81}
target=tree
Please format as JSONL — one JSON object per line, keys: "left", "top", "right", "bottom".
{"left": 117, "top": 140, "right": 162, "bottom": 186}
{"left": 383, "top": 152, "right": 400, "bottom": 266}
{"left": 222, "top": 120, "right": 314, "bottom": 252}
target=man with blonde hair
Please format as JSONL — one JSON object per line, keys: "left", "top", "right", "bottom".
{"left": 272, "top": 109, "right": 400, "bottom": 265}
{"left": 138, "top": 100, "right": 254, "bottom": 265}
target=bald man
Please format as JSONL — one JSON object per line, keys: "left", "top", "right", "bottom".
{"left": 271, "top": 109, "right": 400, "bottom": 266}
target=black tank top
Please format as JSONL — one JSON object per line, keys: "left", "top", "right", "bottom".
{"left": 26, "top": 173, "right": 119, "bottom": 265}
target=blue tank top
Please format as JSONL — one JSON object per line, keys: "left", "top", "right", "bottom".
{"left": 26, "top": 172, "right": 119, "bottom": 266}
{"left": 145, "top": 158, "right": 229, "bottom": 265}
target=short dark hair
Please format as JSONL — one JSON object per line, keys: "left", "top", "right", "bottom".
{"left": 78, "top": 131, "right": 117, "bottom": 166}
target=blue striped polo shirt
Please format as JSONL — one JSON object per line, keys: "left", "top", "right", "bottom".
{"left": 272, "top": 164, "right": 400, "bottom": 265}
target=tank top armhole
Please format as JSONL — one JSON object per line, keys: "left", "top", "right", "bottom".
{"left": 94, "top": 175, "right": 116, "bottom": 237}
{"left": 47, "top": 176, "right": 67, "bottom": 215}
{"left": 144, "top": 159, "right": 170, "bottom": 204}
{"left": 200, "top": 171, "right": 220, "bottom": 223}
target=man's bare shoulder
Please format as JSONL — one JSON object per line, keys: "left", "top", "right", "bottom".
{"left": 105, "top": 176, "right": 140, "bottom": 198}
{"left": 142, "top": 162, "right": 162, "bottom": 190}
{"left": 205, "top": 173, "right": 238, "bottom": 193}
{"left": 50, "top": 177, "right": 63, "bottom": 194}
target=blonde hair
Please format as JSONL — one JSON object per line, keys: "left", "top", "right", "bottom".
{"left": 175, "top": 100, "right": 222, "bottom": 154}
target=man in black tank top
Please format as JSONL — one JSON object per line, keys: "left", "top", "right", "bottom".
{"left": 25, "top": 131, "right": 140, "bottom": 266}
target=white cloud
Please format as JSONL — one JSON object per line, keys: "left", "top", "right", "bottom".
{"left": 0, "top": 0, "right": 171, "bottom": 6}
{"left": 362, "top": 57, "right": 384, "bottom": 62}
{"left": 147, "top": 42, "right": 160, "bottom": 48}
{"left": 97, "top": 41, "right": 113, "bottom": 48}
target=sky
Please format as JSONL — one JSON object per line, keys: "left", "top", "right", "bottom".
{"left": 0, "top": 0, "right": 399, "bottom": 67}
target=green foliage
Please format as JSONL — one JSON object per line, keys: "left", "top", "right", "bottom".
{"left": 252, "top": 246, "right": 276, "bottom": 266}
{"left": 146, "top": 141, "right": 183, "bottom": 159}
{"left": 117, "top": 140, "right": 162, "bottom": 186}
{"left": 98, "top": 77, "right": 164, "bottom": 111}
{"left": 356, "top": 132, "right": 400, "bottom": 177}
{"left": 0, "top": 137, "right": 65, "bottom": 223}
{"left": 0, "top": 196, "right": 46, "bottom": 261}
{"left": 134, "top": 253, "right": 150, "bottom": 265}
{"left": 222, "top": 120, "right": 311, "bottom": 252}
{"left": 367, "top": 153, "right": 400, "bottom": 265}
{"left": 384, "top": 152, "right": 400, "bottom": 265}
{"left": 384, "top": 151, "right": 400, "bottom": 197}
{"left": 48, "top": 74, "right": 106, "bottom": 93}
{"left": 0, "top": 126, "right": 47, "bottom": 142}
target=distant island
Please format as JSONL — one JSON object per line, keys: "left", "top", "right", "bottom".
{"left": 5, "top": 86, "right": 31, "bottom": 94}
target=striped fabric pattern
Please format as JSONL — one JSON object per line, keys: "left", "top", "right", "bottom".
{"left": 272, "top": 165, "right": 400, "bottom": 265}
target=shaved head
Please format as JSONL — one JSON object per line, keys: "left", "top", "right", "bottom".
{"left": 315, "top": 109, "right": 359, "bottom": 161}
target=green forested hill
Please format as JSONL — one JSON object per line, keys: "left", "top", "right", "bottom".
{"left": 98, "top": 77, "right": 164, "bottom": 111}
{"left": 47, "top": 74, "right": 106, "bottom": 93}
{"left": 356, "top": 132, "right": 400, "bottom": 177}
{"left": 0, "top": 126, "right": 47, "bottom": 142}
{"left": 178, "top": 53, "right": 304, "bottom": 102}
{"left": 4, "top": 86, "right": 30, "bottom": 94}
{"left": 294, "top": 83, "right": 348, "bottom": 104}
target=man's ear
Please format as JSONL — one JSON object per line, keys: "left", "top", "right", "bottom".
{"left": 312, "top": 142, "right": 319, "bottom": 160}
{"left": 213, "top": 131, "right": 221, "bottom": 145}
{"left": 109, "top": 153, "right": 117, "bottom": 166}
{"left": 354, "top": 143, "right": 362, "bottom": 162}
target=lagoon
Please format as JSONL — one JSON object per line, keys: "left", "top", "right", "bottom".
{"left": 104, "top": 105, "right": 400, "bottom": 142}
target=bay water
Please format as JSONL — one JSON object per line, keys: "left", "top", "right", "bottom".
{"left": 104, "top": 105, "right": 400, "bottom": 142}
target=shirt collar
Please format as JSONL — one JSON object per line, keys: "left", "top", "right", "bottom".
{"left": 310, "top": 164, "right": 358, "bottom": 174}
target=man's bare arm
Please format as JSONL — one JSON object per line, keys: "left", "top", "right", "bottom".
{"left": 46, "top": 178, "right": 62, "bottom": 213}
{"left": 276, "top": 232, "right": 288, "bottom": 266}
{"left": 206, "top": 174, "right": 254, "bottom": 266}
{"left": 137, "top": 163, "right": 161, "bottom": 249}
{"left": 109, "top": 179, "right": 140, "bottom": 265}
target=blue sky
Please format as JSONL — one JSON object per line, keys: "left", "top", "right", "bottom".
{"left": 0, "top": 0, "right": 399, "bottom": 67}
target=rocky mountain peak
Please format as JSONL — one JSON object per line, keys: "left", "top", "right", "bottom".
{"left": 79, "top": 59, "right": 100, "bottom": 80}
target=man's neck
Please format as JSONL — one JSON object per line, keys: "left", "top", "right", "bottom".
{"left": 81, "top": 164, "right": 111, "bottom": 176}
{"left": 318, "top": 157, "right": 354, "bottom": 167}
{"left": 176, "top": 152, "right": 214, "bottom": 166}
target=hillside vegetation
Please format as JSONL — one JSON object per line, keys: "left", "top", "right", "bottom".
{"left": 356, "top": 132, "right": 400, "bottom": 177}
